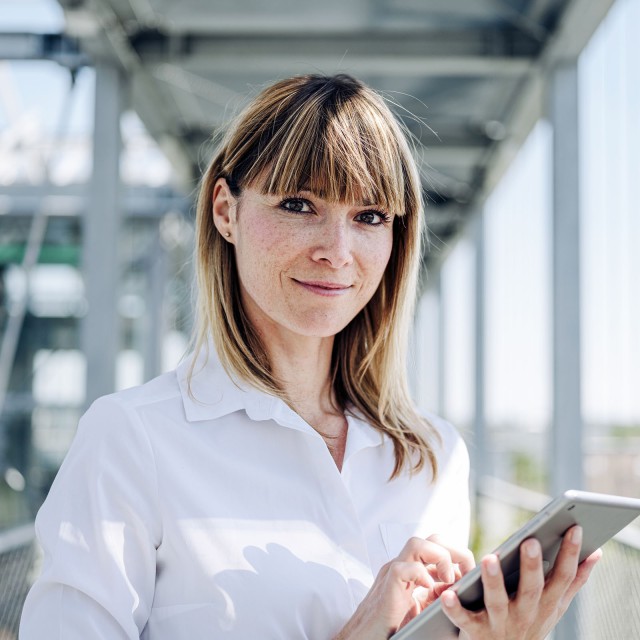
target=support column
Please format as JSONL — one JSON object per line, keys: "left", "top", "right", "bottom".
{"left": 436, "top": 270, "right": 446, "bottom": 418}
{"left": 472, "top": 210, "right": 487, "bottom": 500}
{"left": 143, "top": 225, "right": 167, "bottom": 381}
{"left": 549, "top": 61, "right": 583, "bottom": 496}
{"left": 82, "top": 63, "right": 124, "bottom": 405}
{"left": 549, "top": 60, "right": 583, "bottom": 640}
{"left": 413, "top": 283, "right": 440, "bottom": 412}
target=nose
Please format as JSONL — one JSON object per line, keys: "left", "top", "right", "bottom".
{"left": 310, "top": 218, "right": 354, "bottom": 268}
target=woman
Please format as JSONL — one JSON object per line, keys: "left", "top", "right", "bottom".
{"left": 20, "top": 74, "right": 600, "bottom": 639}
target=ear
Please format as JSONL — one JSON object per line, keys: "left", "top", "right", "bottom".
{"left": 212, "top": 177, "right": 237, "bottom": 243}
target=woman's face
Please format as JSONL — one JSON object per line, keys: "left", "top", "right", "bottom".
{"left": 213, "top": 178, "right": 395, "bottom": 342}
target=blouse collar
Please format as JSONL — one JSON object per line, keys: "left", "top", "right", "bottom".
{"left": 175, "top": 343, "right": 387, "bottom": 454}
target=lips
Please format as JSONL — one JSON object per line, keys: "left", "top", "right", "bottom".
{"left": 293, "top": 279, "right": 352, "bottom": 296}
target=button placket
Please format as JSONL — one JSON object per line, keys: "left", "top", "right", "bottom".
{"left": 300, "top": 434, "right": 375, "bottom": 609}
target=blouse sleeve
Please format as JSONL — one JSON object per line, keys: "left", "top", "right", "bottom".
{"left": 20, "top": 395, "right": 162, "bottom": 639}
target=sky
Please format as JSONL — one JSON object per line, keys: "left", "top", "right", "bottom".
{"left": 1, "top": 0, "right": 639, "bottom": 430}
{"left": 0, "top": 0, "right": 63, "bottom": 32}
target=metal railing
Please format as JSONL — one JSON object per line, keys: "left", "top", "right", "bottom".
{"left": 0, "top": 524, "right": 35, "bottom": 639}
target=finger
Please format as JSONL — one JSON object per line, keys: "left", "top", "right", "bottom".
{"left": 432, "top": 581, "right": 457, "bottom": 599}
{"left": 481, "top": 554, "right": 509, "bottom": 630}
{"left": 559, "top": 548, "right": 602, "bottom": 609}
{"left": 397, "top": 538, "right": 456, "bottom": 583}
{"left": 441, "top": 589, "right": 478, "bottom": 631}
{"left": 412, "top": 585, "right": 434, "bottom": 610}
{"left": 427, "top": 562, "right": 463, "bottom": 585}
{"left": 513, "top": 538, "right": 544, "bottom": 624}
{"left": 427, "top": 534, "right": 477, "bottom": 575}
{"left": 387, "top": 560, "right": 435, "bottom": 591}
{"left": 541, "top": 525, "right": 582, "bottom": 605}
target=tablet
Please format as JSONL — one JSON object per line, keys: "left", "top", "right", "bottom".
{"left": 391, "top": 490, "right": 640, "bottom": 640}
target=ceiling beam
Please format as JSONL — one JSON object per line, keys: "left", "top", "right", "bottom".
{"left": 0, "top": 32, "right": 89, "bottom": 67}
{"left": 134, "top": 32, "right": 537, "bottom": 77}
{"left": 172, "top": 55, "right": 531, "bottom": 78}
{"left": 526, "top": 0, "right": 559, "bottom": 25}
{"left": 487, "top": 0, "right": 550, "bottom": 42}
{"left": 0, "top": 184, "right": 190, "bottom": 218}
{"left": 417, "top": 144, "right": 486, "bottom": 169}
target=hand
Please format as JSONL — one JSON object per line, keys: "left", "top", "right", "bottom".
{"left": 440, "top": 525, "right": 602, "bottom": 640}
{"left": 334, "top": 535, "right": 475, "bottom": 640}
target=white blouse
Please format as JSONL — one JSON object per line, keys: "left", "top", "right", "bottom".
{"left": 20, "top": 347, "right": 470, "bottom": 639}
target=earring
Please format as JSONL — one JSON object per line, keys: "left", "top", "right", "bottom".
{"left": 225, "top": 232, "right": 231, "bottom": 238}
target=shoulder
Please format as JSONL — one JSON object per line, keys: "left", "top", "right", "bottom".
{"left": 99, "top": 369, "right": 182, "bottom": 413}
{"left": 66, "top": 369, "right": 187, "bottom": 461}
{"left": 419, "top": 409, "right": 470, "bottom": 472}
{"left": 84, "top": 369, "right": 183, "bottom": 426}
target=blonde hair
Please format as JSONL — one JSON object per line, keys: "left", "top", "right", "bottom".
{"left": 193, "top": 74, "right": 439, "bottom": 479}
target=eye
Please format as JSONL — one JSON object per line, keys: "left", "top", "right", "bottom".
{"left": 279, "top": 198, "right": 312, "bottom": 213}
{"left": 354, "top": 210, "right": 392, "bottom": 226}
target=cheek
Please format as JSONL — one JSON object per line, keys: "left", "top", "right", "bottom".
{"left": 234, "top": 224, "right": 294, "bottom": 286}
{"left": 364, "top": 236, "right": 394, "bottom": 284}
{"left": 240, "top": 222, "right": 278, "bottom": 254}
{"left": 381, "top": 239, "right": 394, "bottom": 271}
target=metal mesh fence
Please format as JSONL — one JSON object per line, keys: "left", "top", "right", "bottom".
{"left": 0, "top": 527, "right": 36, "bottom": 640}
{"left": 477, "top": 486, "right": 640, "bottom": 640}
{"left": 577, "top": 538, "right": 640, "bottom": 640}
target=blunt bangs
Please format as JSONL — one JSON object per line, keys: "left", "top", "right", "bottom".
{"left": 221, "top": 75, "right": 417, "bottom": 217}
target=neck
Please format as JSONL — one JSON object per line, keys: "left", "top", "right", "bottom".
{"left": 263, "top": 334, "right": 348, "bottom": 470}
{"left": 265, "top": 335, "right": 337, "bottom": 415}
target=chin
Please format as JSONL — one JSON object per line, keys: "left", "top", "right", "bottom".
{"left": 290, "top": 316, "right": 352, "bottom": 338}
{"left": 294, "top": 325, "right": 346, "bottom": 339}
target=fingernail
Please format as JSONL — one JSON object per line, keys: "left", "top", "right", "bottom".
{"left": 525, "top": 539, "right": 540, "bottom": 558}
{"left": 445, "top": 568, "right": 455, "bottom": 584}
{"left": 487, "top": 556, "right": 499, "bottom": 576}
{"left": 442, "top": 591, "right": 455, "bottom": 608}
{"left": 571, "top": 526, "right": 583, "bottom": 545}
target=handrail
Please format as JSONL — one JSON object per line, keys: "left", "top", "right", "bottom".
{"left": 0, "top": 522, "right": 35, "bottom": 555}
{"left": 478, "top": 475, "right": 550, "bottom": 512}
{"left": 477, "top": 475, "right": 640, "bottom": 551}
